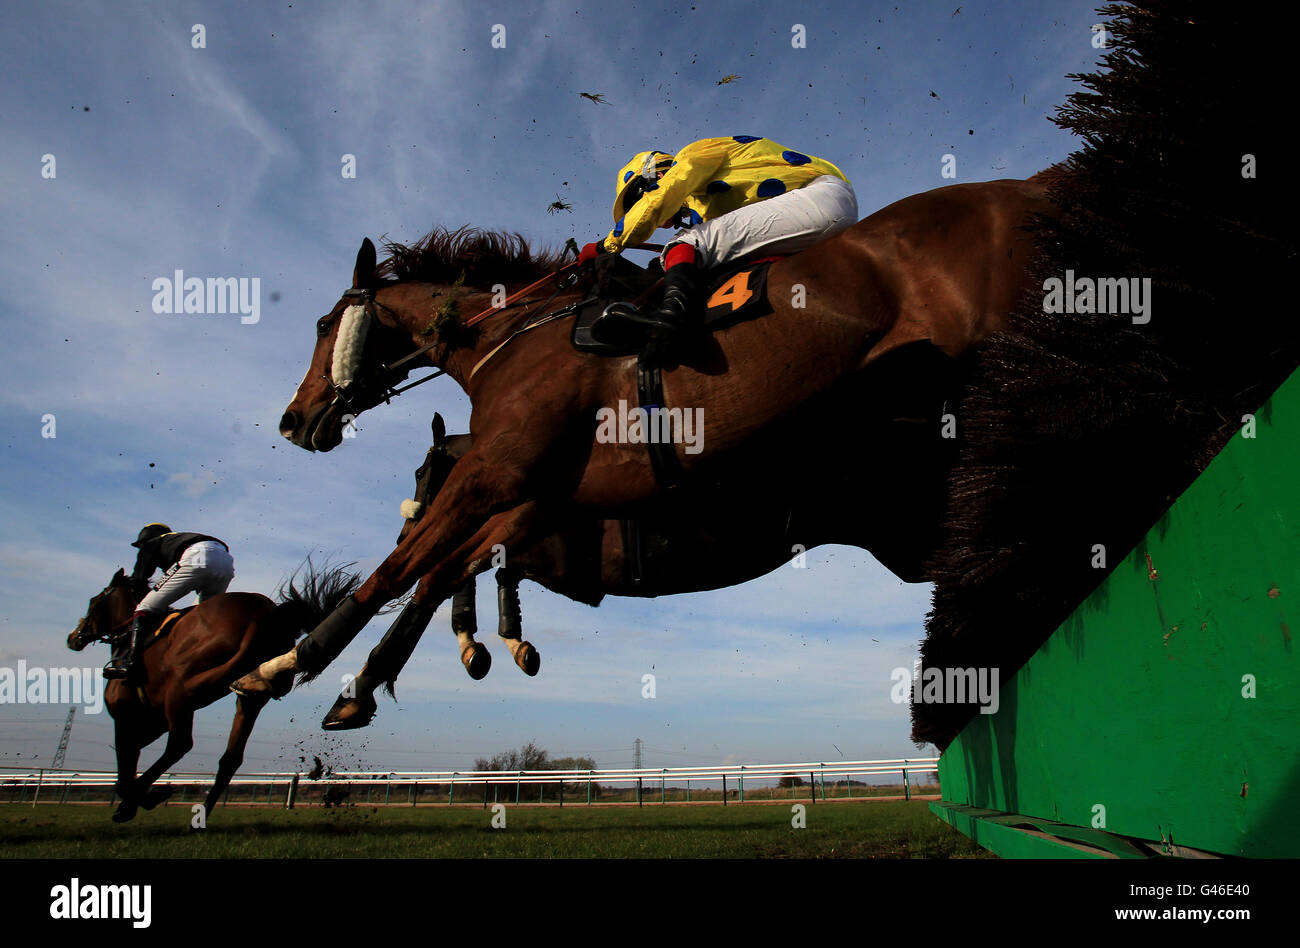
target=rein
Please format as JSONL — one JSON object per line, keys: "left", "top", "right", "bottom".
{"left": 469, "top": 297, "right": 585, "bottom": 381}
{"left": 329, "top": 242, "right": 661, "bottom": 404}
{"left": 331, "top": 264, "right": 580, "bottom": 408}
{"left": 78, "top": 590, "right": 135, "bottom": 646}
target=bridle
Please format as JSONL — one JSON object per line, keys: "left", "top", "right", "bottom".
{"left": 321, "top": 239, "right": 665, "bottom": 412}
{"left": 322, "top": 287, "right": 448, "bottom": 416}
{"left": 323, "top": 263, "right": 583, "bottom": 411}
{"left": 72, "top": 583, "right": 135, "bottom": 648}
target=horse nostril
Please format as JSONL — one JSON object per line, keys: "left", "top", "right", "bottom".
{"left": 279, "top": 411, "right": 298, "bottom": 436}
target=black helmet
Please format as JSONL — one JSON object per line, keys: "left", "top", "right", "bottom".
{"left": 132, "top": 523, "right": 172, "bottom": 548}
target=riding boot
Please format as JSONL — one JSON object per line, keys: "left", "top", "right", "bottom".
{"left": 102, "top": 631, "right": 132, "bottom": 680}
{"left": 104, "top": 611, "right": 162, "bottom": 681}
{"left": 591, "top": 261, "right": 702, "bottom": 350}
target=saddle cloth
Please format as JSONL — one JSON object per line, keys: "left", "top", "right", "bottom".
{"left": 140, "top": 606, "right": 191, "bottom": 653}
{"left": 571, "top": 255, "right": 782, "bottom": 356}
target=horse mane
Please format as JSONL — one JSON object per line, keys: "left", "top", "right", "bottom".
{"left": 376, "top": 226, "right": 567, "bottom": 289}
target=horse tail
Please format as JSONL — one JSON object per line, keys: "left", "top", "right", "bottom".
{"left": 267, "top": 560, "right": 363, "bottom": 669}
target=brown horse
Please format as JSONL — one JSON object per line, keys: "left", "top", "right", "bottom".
{"left": 324, "top": 370, "right": 962, "bottom": 728}
{"left": 394, "top": 418, "right": 537, "bottom": 683}
{"left": 237, "top": 174, "right": 1054, "bottom": 697}
{"left": 68, "top": 565, "right": 358, "bottom": 822}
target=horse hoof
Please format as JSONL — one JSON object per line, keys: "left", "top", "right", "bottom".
{"left": 111, "top": 805, "right": 137, "bottom": 824}
{"left": 139, "top": 786, "right": 174, "bottom": 810}
{"left": 231, "top": 668, "right": 280, "bottom": 697}
{"left": 515, "top": 642, "right": 540, "bottom": 677}
{"left": 461, "top": 642, "right": 491, "bottom": 681}
{"left": 322, "top": 693, "right": 377, "bottom": 731}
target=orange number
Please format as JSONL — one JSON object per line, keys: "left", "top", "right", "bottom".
{"left": 707, "top": 271, "right": 753, "bottom": 312}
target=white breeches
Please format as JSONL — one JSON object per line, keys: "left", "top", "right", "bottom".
{"left": 137, "top": 541, "right": 235, "bottom": 613}
{"left": 664, "top": 174, "right": 859, "bottom": 269}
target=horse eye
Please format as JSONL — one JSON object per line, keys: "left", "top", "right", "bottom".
{"left": 317, "top": 318, "right": 332, "bottom": 337}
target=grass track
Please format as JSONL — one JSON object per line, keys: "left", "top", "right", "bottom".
{"left": 0, "top": 799, "right": 990, "bottom": 858}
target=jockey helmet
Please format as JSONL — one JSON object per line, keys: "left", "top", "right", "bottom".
{"left": 612, "top": 150, "right": 675, "bottom": 220}
{"left": 132, "top": 523, "right": 172, "bottom": 548}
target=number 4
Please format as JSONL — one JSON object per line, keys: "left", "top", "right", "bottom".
{"left": 707, "top": 271, "right": 753, "bottom": 312}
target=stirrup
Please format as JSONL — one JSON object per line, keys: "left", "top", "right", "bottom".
{"left": 103, "top": 635, "right": 131, "bottom": 680}
{"left": 591, "top": 303, "right": 664, "bottom": 346}
{"left": 593, "top": 299, "right": 689, "bottom": 344}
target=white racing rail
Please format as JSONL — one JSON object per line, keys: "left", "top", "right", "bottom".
{"left": 0, "top": 758, "right": 939, "bottom": 806}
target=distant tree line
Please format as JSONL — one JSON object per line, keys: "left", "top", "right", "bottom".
{"left": 470, "top": 741, "right": 602, "bottom": 800}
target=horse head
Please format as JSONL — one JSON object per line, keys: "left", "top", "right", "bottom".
{"left": 279, "top": 239, "right": 427, "bottom": 452}
{"left": 68, "top": 568, "right": 135, "bottom": 651}
{"left": 398, "top": 413, "right": 474, "bottom": 544}
{"left": 281, "top": 229, "right": 576, "bottom": 453}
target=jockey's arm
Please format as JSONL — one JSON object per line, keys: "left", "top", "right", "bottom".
{"left": 129, "top": 546, "right": 158, "bottom": 589}
{"left": 604, "top": 140, "right": 727, "bottom": 253}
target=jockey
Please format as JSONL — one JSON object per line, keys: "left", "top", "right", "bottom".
{"left": 581, "top": 135, "right": 858, "bottom": 352}
{"left": 103, "top": 523, "right": 236, "bottom": 680}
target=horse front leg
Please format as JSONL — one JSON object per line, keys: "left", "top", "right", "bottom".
{"left": 322, "top": 579, "right": 441, "bottom": 731}
{"left": 234, "top": 455, "right": 542, "bottom": 696}
{"left": 110, "top": 716, "right": 145, "bottom": 823}
{"left": 369, "top": 503, "right": 541, "bottom": 676}
{"left": 496, "top": 569, "right": 540, "bottom": 676}
{"left": 451, "top": 577, "right": 492, "bottom": 680}
{"left": 201, "top": 693, "right": 267, "bottom": 822}
{"left": 125, "top": 702, "right": 194, "bottom": 818}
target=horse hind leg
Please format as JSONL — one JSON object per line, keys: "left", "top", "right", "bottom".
{"left": 323, "top": 592, "right": 438, "bottom": 731}
{"left": 496, "top": 570, "right": 539, "bottom": 677}
{"left": 452, "top": 578, "right": 491, "bottom": 680}
{"left": 201, "top": 694, "right": 267, "bottom": 821}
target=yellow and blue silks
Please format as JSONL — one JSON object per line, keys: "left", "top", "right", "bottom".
{"left": 603, "top": 135, "right": 850, "bottom": 254}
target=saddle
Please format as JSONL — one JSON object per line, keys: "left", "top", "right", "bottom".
{"left": 141, "top": 606, "right": 190, "bottom": 653}
{"left": 568, "top": 253, "right": 784, "bottom": 491}
{"left": 571, "top": 253, "right": 781, "bottom": 357}
{"left": 118, "top": 607, "right": 190, "bottom": 697}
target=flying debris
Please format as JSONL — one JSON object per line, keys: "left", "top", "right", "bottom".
{"left": 716, "top": 74, "right": 741, "bottom": 85}
{"left": 578, "top": 92, "right": 611, "bottom": 105}
{"left": 546, "top": 194, "right": 573, "bottom": 215}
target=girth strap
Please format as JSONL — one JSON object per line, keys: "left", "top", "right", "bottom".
{"left": 636, "top": 356, "right": 685, "bottom": 490}
{"left": 621, "top": 518, "right": 644, "bottom": 588}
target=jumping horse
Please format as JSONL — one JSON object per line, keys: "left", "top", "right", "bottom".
{"left": 68, "top": 564, "right": 358, "bottom": 821}
{"left": 327, "top": 375, "right": 964, "bottom": 728}
{"left": 236, "top": 173, "right": 1057, "bottom": 699}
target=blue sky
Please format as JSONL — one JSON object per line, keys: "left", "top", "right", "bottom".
{"left": 0, "top": 0, "right": 1101, "bottom": 778}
